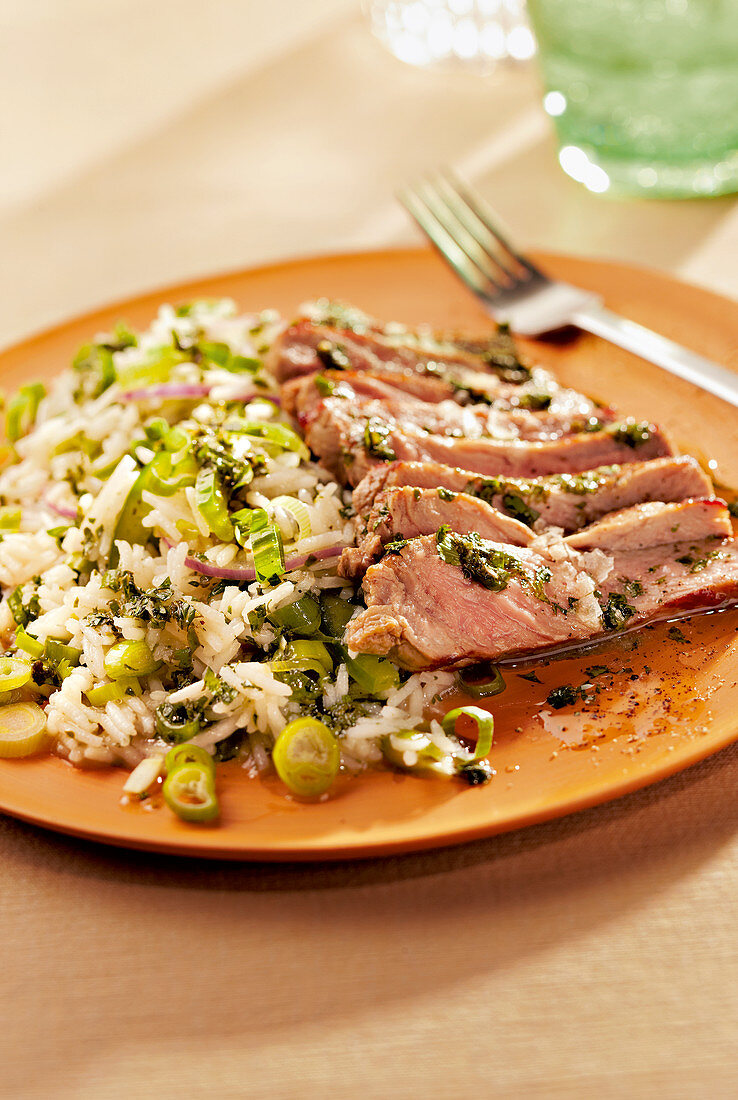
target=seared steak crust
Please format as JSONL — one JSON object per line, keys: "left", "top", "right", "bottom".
{"left": 346, "top": 520, "right": 738, "bottom": 668}
{"left": 304, "top": 396, "right": 672, "bottom": 486}
{"left": 339, "top": 486, "right": 534, "bottom": 580}
{"left": 351, "top": 455, "right": 710, "bottom": 531}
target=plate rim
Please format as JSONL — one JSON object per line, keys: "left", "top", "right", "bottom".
{"left": 0, "top": 245, "right": 737, "bottom": 861}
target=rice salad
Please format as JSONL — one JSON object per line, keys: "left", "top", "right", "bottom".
{"left": 0, "top": 299, "right": 493, "bottom": 822}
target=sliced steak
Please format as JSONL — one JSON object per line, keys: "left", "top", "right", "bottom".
{"left": 270, "top": 304, "right": 532, "bottom": 384}
{"left": 351, "top": 455, "right": 708, "bottom": 531}
{"left": 284, "top": 372, "right": 614, "bottom": 444}
{"left": 565, "top": 498, "right": 732, "bottom": 551}
{"left": 345, "top": 533, "right": 606, "bottom": 668}
{"left": 305, "top": 397, "right": 672, "bottom": 486}
{"left": 345, "top": 528, "right": 738, "bottom": 668}
{"left": 281, "top": 370, "right": 457, "bottom": 419}
{"left": 339, "top": 486, "right": 534, "bottom": 579}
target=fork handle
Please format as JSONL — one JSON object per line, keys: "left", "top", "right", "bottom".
{"left": 571, "top": 302, "right": 738, "bottom": 408}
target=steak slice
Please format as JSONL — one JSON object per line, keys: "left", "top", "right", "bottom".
{"left": 351, "top": 455, "right": 709, "bottom": 531}
{"left": 344, "top": 534, "right": 606, "bottom": 668}
{"left": 284, "top": 373, "right": 614, "bottom": 443}
{"left": 305, "top": 397, "right": 672, "bottom": 486}
{"left": 565, "top": 498, "right": 732, "bottom": 551}
{"left": 270, "top": 303, "right": 531, "bottom": 384}
{"left": 345, "top": 527, "right": 738, "bottom": 669}
{"left": 281, "top": 369, "right": 455, "bottom": 415}
{"left": 339, "top": 486, "right": 534, "bottom": 580}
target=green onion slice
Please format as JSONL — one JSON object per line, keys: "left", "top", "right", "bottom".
{"left": 269, "top": 594, "right": 321, "bottom": 636}
{"left": 458, "top": 665, "right": 506, "bottom": 699}
{"left": 230, "top": 508, "right": 254, "bottom": 549}
{"left": 381, "top": 730, "right": 452, "bottom": 778}
{"left": 6, "top": 383, "right": 46, "bottom": 443}
{"left": 162, "top": 763, "right": 219, "bottom": 823}
{"left": 195, "top": 468, "right": 234, "bottom": 542}
{"left": 165, "top": 744, "right": 215, "bottom": 776}
{"left": 271, "top": 496, "right": 312, "bottom": 541}
{"left": 250, "top": 508, "right": 285, "bottom": 586}
{"left": 233, "top": 422, "right": 309, "bottom": 461}
{"left": 343, "top": 651, "right": 399, "bottom": 695}
{"left": 0, "top": 507, "right": 21, "bottom": 531}
{"left": 272, "top": 716, "right": 340, "bottom": 798}
{"left": 441, "top": 706, "right": 494, "bottom": 761}
{"left": 155, "top": 703, "right": 201, "bottom": 743}
{"left": 0, "top": 702, "right": 47, "bottom": 758}
{"left": 44, "top": 639, "right": 82, "bottom": 669}
{"left": 104, "top": 640, "right": 161, "bottom": 679}
{"left": 86, "top": 677, "right": 142, "bottom": 706}
{"left": 320, "top": 596, "right": 355, "bottom": 639}
{"left": 15, "top": 627, "right": 44, "bottom": 659}
{"left": 115, "top": 346, "right": 185, "bottom": 388}
{"left": 0, "top": 656, "right": 32, "bottom": 693}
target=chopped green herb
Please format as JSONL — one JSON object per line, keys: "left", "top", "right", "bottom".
{"left": 501, "top": 492, "right": 540, "bottom": 527}
{"left": 546, "top": 685, "right": 578, "bottom": 709}
{"left": 584, "top": 665, "right": 611, "bottom": 678}
{"left": 314, "top": 374, "right": 335, "bottom": 396}
{"left": 602, "top": 592, "right": 637, "bottom": 631}
{"left": 384, "top": 534, "right": 408, "bottom": 555}
{"left": 315, "top": 341, "right": 351, "bottom": 370}
{"left": 612, "top": 420, "right": 652, "bottom": 449}
{"left": 436, "top": 526, "right": 554, "bottom": 605}
{"left": 363, "top": 418, "right": 396, "bottom": 461}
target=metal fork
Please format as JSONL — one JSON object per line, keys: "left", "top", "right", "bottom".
{"left": 399, "top": 172, "right": 738, "bottom": 408}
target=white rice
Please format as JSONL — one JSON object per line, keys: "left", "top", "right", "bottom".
{"left": 0, "top": 300, "right": 457, "bottom": 789}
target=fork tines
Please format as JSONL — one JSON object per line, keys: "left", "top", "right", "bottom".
{"left": 398, "top": 170, "right": 542, "bottom": 302}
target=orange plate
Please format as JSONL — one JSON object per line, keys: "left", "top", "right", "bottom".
{"left": 0, "top": 248, "right": 737, "bottom": 860}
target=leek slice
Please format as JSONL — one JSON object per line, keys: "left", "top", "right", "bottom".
{"left": 271, "top": 496, "right": 311, "bottom": 541}
{"left": 0, "top": 702, "right": 47, "bottom": 758}
{"left": 195, "top": 468, "right": 234, "bottom": 543}
{"left": 250, "top": 508, "right": 285, "bottom": 586}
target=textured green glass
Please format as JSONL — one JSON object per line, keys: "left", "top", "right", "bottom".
{"left": 528, "top": 0, "right": 738, "bottom": 196}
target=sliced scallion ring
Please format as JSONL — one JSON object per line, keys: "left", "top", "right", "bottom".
{"left": 271, "top": 496, "right": 312, "bottom": 541}
{"left": 0, "top": 656, "right": 32, "bottom": 693}
{"left": 441, "top": 706, "right": 495, "bottom": 762}
{"left": 320, "top": 596, "right": 355, "bottom": 639}
{"left": 15, "top": 627, "right": 44, "bottom": 660}
{"left": 162, "top": 763, "right": 219, "bottom": 823}
{"left": 272, "top": 717, "right": 339, "bottom": 798}
{"left": 44, "top": 639, "right": 82, "bottom": 669}
{"left": 6, "top": 383, "right": 46, "bottom": 443}
{"left": 269, "top": 594, "right": 321, "bottom": 636}
{"left": 458, "top": 665, "right": 506, "bottom": 699}
{"left": 0, "top": 507, "right": 21, "bottom": 532}
{"left": 234, "top": 422, "right": 309, "bottom": 461}
{"left": 104, "top": 640, "right": 161, "bottom": 680}
{"left": 0, "top": 701, "right": 47, "bottom": 758}
{"left": 86, "top": 677, "right": 142, "bottom": 706}
{"left": 165, "top": 744, "right": 216, "bottom": 776}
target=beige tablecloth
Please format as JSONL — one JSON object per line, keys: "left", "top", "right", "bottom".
{"left": 1, "top": 3, "right": 738, "bottom": 1097}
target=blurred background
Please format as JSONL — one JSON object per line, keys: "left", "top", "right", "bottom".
{"left": 1, "top": 0, "right": 736, "bottom": 347}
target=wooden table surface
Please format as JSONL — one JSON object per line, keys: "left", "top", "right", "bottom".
{"left": 1, "top": 3, "right": 737, "bottom": 1097}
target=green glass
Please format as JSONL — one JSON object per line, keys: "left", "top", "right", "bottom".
{"left": 527, "top": 0, "right": 738, "bottom": 196}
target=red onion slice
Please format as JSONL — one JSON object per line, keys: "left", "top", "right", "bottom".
{"left": 119, "top": 382, "right": 280, "bottom": 405}
{"left": 182, "top": 544, "right": 343, "bottom": 582}
{"left": 46, "top": 500, "right": 78, "bottom": 520}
